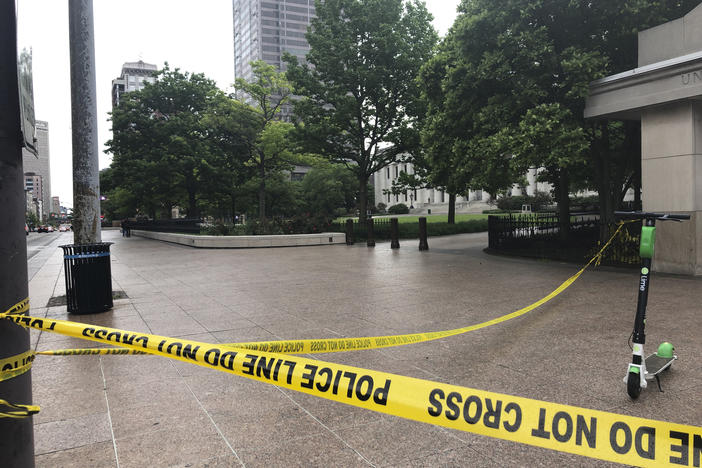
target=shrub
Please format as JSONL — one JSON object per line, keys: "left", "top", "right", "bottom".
{"left": 376, "top": 202, "right": 387, "bottom": 214}
{"left": 496, "top": 196, "right": 528, "bottom": 212}
{"left": 570, "top": 195, "right": 599, "bottom": 211}
{"left": 387, "top": 203, "right": 409, "bottom": 214}
{"left": 337, "top": 218, "right": 489, "bottom": 240}
{"left": 201, "top": 215, "right": 334, "bottom": 236}
{"left": 202, "top": 223, "right": 234, "bottom": 236}
{"left": 496, "top": 192, "right": 553, "bottom": 212}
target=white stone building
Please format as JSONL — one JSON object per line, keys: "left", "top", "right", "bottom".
{"left": 373, "top": 162, "right": 551, "bottom": 213}
{"left": 111, "top": 61, "right": 158, "bottom": 109}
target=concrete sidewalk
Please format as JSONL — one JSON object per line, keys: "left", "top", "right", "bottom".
{"left": 26, "top": 230, "right": 702, "bottom": 467}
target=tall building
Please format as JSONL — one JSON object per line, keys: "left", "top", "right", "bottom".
{"left": 233, "top": 0, "right": 314, "bottom": 118}
{"left": 51, "top": 196, "right": 60, "bottom": 216}
{"left": 22, "top": 120, "right": 50, "bottom": 221}
{"left": 111, "top": 60, "right": 158, "bottom": 108}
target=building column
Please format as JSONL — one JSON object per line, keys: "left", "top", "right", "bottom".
{"left": 641, "top": 101, "right": 702, "bottom": 274}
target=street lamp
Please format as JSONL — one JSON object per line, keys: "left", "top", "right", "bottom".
{"left": 409, "top": 193, "right": 414, "bottom": 209}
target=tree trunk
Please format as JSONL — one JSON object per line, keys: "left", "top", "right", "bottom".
{"left": 184, "top": 170, "right": 199, "bottom": 218}
{"left": 230, "top": 193, "right": 237, "bottom": 222}
{"left": 557, "top": 168, "right": 570, "bottom": 242}
{"left": 448, "top": 193, "right": 456, "bottom": 224}
{"left": 258, "top": 161, "right": 266, "bottom": 222}
{"left": 188, "top": 190, "right": 198, "bottom": 218}
{"left": 358, "top": 176, "right": 368, "bottom": 225}
{"left": 629, "top": 122, "right": 642, "bottom": 210}
{"left": 597, "top": 122, "right": 613, "bottom": 243}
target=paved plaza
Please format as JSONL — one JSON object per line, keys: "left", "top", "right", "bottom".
{"left": 25, "top": 230, "right": 702, "bottom": 467}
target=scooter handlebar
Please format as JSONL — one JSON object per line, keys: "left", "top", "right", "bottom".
{"left": 614, "top": 211, "right": 690, "bottom": 221}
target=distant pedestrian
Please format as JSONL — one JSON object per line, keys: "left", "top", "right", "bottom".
{"left": 120, "top": 219, "right": 126, "bottom": 237}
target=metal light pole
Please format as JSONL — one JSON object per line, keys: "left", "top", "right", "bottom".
{"left": 69, "top": 0, "right": 101, "bottom": 244}
{"left": 0, "top": 1, "right": 35, "bottom": 465}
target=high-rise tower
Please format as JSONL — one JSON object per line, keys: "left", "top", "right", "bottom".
{"left": 233, "top": 0, "right": 314, "bottom": 83}
{"left": 22, "top": 120, "right": 50, "bottom": 220}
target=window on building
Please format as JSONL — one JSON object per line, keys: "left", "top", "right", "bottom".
{"left": 404, "top": 192, "right": 407, "bottom": 202}
{"left": 404, "top": 164, "right": 407, "bottom": 173}
{"left": 387, "top": 193, "right": 390, "bottom": 203}
{"left": 394, "top": 166, "right": 398, "bottom": 178}
{"left": 386, "top": 167, "right": 390, "bottom": 178}
{"left": 441, "top": 190, "right": 445, "bottom": 203}
{"left": 395, "top": 194, "right": 398, "bottom": 203}
{"left": 475, "top": 190, "right": 482, "bottom": 201}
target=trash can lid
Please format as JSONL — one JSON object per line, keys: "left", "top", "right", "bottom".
{"left": 59, "top": 242, "right": 114, "bottom": 254}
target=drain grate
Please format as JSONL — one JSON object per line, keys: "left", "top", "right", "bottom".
{"left": 47, "top": 290, "right": 128, "bottom": 308}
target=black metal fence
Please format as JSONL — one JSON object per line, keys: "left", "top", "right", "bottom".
{"left": 487, "top": 213, "right": 641, "bottom": 267}
{"left": 330, "top": 218, "right": 394, "bottom": 240}
{"left": 127, "top": 218, "right": 202, "bottom": 234}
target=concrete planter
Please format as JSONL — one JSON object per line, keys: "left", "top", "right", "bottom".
{"left": 131, "top": 230, "right": 346, "bottom": 248}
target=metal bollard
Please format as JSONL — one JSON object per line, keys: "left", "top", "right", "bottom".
{"left": 345, "top": 219, "right": 355, "bottom": 245}
{"left": 366, "top": 218, "right": 375, "bottom": 247}
{"left": 418, "top": 217, "right": 429, "bottom": 250}
{"left": 390, "top": 218, "right": 400, "bottom": 249}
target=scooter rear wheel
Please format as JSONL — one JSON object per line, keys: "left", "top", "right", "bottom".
{"left": 627, "top": 372, "right": 641, "bottom": 399}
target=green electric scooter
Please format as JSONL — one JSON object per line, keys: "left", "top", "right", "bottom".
{"left": 615, "top": 211, "right": 690, "bottom": 400}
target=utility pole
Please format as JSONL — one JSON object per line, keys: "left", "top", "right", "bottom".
{"left": 69, "top": 0, "right": 101, "bottom": 244}
{"left": 0, "top": 1, "right": 35, "bottom": 466}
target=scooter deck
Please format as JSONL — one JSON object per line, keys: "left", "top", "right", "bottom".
{"left": 645, "top": 354, "right": 675, "bottom": 377}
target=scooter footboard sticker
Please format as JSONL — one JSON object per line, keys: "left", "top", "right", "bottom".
{"left": 6, "top": 313, "right": 701, "bottom": 467}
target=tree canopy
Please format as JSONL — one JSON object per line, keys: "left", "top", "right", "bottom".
{"left": 107, "top": 66, "right": 229, "bottom": 218}
{"left": 418, "top": 0, "right": 698, "bottom": 237}
{"left": 285, "top": 0, "right": 437, "bottom": 222}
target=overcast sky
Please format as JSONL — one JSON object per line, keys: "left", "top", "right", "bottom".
{"left": 16, "top": 0, "right": 461, "bottom": 207}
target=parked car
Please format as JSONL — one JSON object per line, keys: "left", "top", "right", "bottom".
{"left": 59, "top": 224, "right": 70, "bottom": 232}
{"left": 47, "top": 226, "right": 55, "bottom": 232}
{"left": 37, "top": 225, "right": 48, "bottom": 233}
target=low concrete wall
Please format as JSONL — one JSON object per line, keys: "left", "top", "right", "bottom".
{"left": 131, "top": 230, "right": 346, "bottom": 248}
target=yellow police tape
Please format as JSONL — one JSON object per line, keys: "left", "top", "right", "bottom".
{"left": 2, "top": 298, "right": 29, "bottom": 316}
{"left": 1, "top": 312, "right": 700, "bottom": 467}
{"left": 0, "top": 350, "right": 35, "bottom": 383}
{"left": 0, "top": 299, "right": 39, "bottom": 417}
{"left": 0, "top": 399, "right": 40, "bottom": 419}
{"left": 1, "top": 222, "right": 700, "bottom": 464}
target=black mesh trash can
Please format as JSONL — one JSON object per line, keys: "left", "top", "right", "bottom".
{"left": 60, "top": 243, "right": 114, "bottom": 314}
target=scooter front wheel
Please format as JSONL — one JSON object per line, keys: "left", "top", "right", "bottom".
{"left": 627, "top": 371, "right": 641, "bottom": 399}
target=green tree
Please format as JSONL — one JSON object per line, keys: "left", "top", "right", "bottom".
{"left": 300, "top": 164, "right": 358, "bottom": 218}
{"left": 235, "top": 60, "right": 297, "bottom": 221}
{"left": 429, "top": 0, "right": 698, "bottom": 239}
{"left": 415, "top": 28, "right": 520, "bottom": 224}
{"left": 107, "top": 65, "right": 224, "bottom": 218}
{"left": 25, "top": 210, "right": 39, "bottom": 229}
{"left": 285, "top": 0, "right": 437, "bottom": 223}
{"left": 199, "top": 94, "right": 260, "bottom": 220}
{"left": 236, "top": 174, "right": 302, "bottom": 219}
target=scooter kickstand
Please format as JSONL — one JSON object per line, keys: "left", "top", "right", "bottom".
{"left": 655, "top": 375, "right": 664, "bottom": 393}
